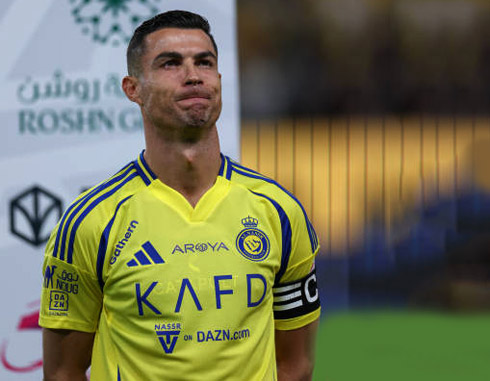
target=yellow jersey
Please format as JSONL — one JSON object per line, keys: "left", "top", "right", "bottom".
{"left": 40, "top": 152, "right": 321, "bottom": 380}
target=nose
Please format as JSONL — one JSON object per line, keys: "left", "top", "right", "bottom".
{"left": 184, "top": 62, "right": 203, "bottom": 86}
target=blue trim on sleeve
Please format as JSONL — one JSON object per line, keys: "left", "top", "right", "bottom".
{"left": 66, "top": 172, "right": 138, "bottom": 264}
{"left": 53, "top": 163, "right": 135, "bottom": 261}
{"left": 96, "top": 195, "right": 132, "bottom": 290}
{"left": 229, "top": 159, "right": 262, "bottom": 175}
{"left": 250, "top": 191, "right": 292, "bottom": 284}
{"left": 231, "top": 163, "right": 319, "bottom": 253}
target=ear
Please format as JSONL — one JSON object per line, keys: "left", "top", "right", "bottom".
{"left": 122, "top": 75, "right": 143, "bottom": 105}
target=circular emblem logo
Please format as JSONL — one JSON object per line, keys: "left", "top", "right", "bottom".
{"left": 236, "top": 228, "right": 270, "bottom": 262}
{"left": 195, "top": 243, "right": 208, "bottom": 252}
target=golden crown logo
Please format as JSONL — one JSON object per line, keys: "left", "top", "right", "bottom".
{"left": 241, "top": 216, "right": 258, "bottom": 228}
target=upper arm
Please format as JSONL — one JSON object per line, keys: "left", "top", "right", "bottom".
{"left": 275, "top": 319, "right": 319, "bottom": 381}
{"left": 272, "top": 195, "right": 321, "bottom": 380}
{"left": 39, "top": 212, "right": 103, "bottom": 379}
{"left": 43, "top": 328, "right": 95, "bottom": 380}
{"left": 273, "top": 201, "right": 321, "bottom": 331}
{"left": 39, "top": 214, "right": 104, "bottom": 332}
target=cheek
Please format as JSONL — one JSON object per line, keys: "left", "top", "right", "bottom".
{"left": 215, "top": 82, "right": 222, "bottom": 102}
{"left": 143, "top": 83, "right": 169, "bottom": 106}
{"left": 211, "top": 79, "right": 222, "bottom": 98}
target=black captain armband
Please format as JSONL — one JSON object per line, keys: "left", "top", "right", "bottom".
{"left": 273, "top": 269, "right": 320, "bottom": 320}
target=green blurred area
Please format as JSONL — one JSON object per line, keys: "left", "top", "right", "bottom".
{"left": 313, "top": 310, "right": 490, "bottom": 381}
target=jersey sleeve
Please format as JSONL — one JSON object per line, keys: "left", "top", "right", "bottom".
{"left": 273, "top": 201, "right": 321, "bottom": 330}
{"left": 39, "top": 216, "right": 103, "bottom": 333}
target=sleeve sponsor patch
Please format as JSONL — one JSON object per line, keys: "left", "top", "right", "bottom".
{"left": 40, "top": 256, "right": 102, "bottom": 330}
{"left": 273, "top": 269, "right": 320, "bottom": 320}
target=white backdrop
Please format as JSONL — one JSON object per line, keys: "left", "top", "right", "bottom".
{"left": 0, "top": 0, "right": 239, "bottom": 378}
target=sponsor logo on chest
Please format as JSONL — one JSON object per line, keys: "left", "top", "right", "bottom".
{"left": 171, "top": 241, "right": 229, "bottom": 255}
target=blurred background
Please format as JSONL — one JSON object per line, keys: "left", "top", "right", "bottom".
{"left": 239, "top": 0, "right": 490, "bottom": 116}
{"left": 237, "top": 1, "right": 490, "bottom": 380}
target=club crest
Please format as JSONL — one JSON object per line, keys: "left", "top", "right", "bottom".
{"left": 236, "top": 216, "right": 270, "bottom": 262}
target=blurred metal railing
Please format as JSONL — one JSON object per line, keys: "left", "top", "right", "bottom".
{"left": 241, "top": 116, "right": 490, "bottom": 256}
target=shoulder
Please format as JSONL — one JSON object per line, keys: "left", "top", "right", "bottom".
{"left": 225, "top": 155, "right": 303, "bottom": 215}
{"left": 46, "top": 157, "right": 152, "bottom": 266}
{"left": 223, "top": 156, "right": 319, "bottom": 252}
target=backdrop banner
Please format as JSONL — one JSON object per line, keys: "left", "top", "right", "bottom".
{"left": 0, "top": 1, "right": 238, "bottom": 378}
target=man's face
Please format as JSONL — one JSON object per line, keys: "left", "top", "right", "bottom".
{"left": 134, "top": 28, "right": 222, "bottom": 132}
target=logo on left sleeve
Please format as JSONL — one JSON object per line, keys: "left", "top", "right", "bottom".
{"left": 44, "top": 265, "right": 57, "bottom": 288}
{"left": 43, "top": 266, "right": 79, "bottom": 295}
{"left": 49, "top": 291, "right": 69, "bottom": 311}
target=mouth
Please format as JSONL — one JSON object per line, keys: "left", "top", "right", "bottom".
{"left": 176, "top": 91, "right": 211, "bottom": 102}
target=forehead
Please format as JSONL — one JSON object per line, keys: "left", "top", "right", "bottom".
{"left": 143, "top": 28, "right": 215, "bottom": 57}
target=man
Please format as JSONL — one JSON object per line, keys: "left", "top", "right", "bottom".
{"left": 40, "top": 10, "right": 320, "bottom": 381}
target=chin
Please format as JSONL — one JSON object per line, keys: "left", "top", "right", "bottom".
{"left": 185, "top": 111, "right": 219, "bottom": 129}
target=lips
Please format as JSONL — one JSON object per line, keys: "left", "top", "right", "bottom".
{"left": 176, "top": 90, "right": 211, "bottom": 101}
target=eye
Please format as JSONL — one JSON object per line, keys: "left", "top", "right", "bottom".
{"left": 162, "top": 60, "right": 179, "bottom": 68}
{"left": 197, "top": 59, "right": 213, "bottom": 67}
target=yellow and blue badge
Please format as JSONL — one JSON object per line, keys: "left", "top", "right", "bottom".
{"left": 236, "top": 216, "right": 270, "bottom": 261}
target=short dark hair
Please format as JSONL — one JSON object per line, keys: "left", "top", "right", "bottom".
{"left": 127, "top": 10, "right": 218, "bottom": 76}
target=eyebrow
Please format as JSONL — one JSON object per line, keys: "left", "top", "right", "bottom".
{"left": 152, "top": 50, "right": 217, "bottom": 66}
{"left": 194, "top": 51, "right": 217, "bottom": 61}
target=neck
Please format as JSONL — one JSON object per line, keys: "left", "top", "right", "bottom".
{"left": 143, "top": 124, "right": 221, "bottom": 207}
